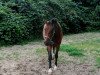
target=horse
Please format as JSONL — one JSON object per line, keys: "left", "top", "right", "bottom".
{"left": 43, "top": 18, "right": 63, "bottom": 74}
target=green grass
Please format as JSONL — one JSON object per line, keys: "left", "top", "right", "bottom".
{"left": 96, "top": 57, "right": 100, "bottom": 68}
{"left": 61, "top": 36, "right": 100, "bottom": 67}
{"left": 70, "top": 39, "right": 100, "bottom": 50}
{"left": 35, "top": 32, "right": 100, "bottom": 68}
{"left": 61, "top": 45, "right": 84, "bottom": 57}
{"left": 95, "top": 49, "right": 100, "bottom": 68}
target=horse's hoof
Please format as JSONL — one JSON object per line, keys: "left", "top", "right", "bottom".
{"left": 54, "top": 65, "right": 57, "bottom": 70}
{"left": 48, "top": 68, "right": 52, "bottom": 75}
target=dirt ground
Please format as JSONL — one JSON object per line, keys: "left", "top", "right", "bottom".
{"left": 0, "top": 32, "right": 100, "bottom": 75}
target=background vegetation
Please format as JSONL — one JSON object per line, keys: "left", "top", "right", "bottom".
{"left": 0, "top": 0, "right": 100, "bottom": 45}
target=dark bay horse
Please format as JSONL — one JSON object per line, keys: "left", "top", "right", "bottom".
{"left": 43, "top": 18, "right": 63, "bottom": 74}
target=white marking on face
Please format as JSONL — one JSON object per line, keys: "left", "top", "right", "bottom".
{"left": 43, "top": 23, "right": 52, "bottom": 41}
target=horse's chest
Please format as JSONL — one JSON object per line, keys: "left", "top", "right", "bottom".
{"left": 52, "top": 34, "right": 62, "bottom": 45}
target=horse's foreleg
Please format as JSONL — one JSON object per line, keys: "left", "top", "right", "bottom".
{"left": 54, "top": 45, "right": 60, "bottom": 70}
{"left": 47, "top": 46, "right": 52, "bottom": 74}
{"left": 48, "top": 50, "right": 52, "bottom": 68}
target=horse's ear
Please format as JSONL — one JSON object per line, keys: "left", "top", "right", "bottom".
{"left": 45, "top": 21, "right": 48, "bottom": 23}
{"left": 44, "top": 20, "right": 47, "bottom": 23}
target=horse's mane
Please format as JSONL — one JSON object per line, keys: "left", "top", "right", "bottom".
{"left": 50, "top": 18, "right": 57, "bottom": 24}
{"left": 50, "top": 18, "right": 62, "bottom": 39}
{"left": 50, "top": 18, "right": 61, "bottom": 32}
{"left": 45, "top": 18, "right": 61, "bottom": 32}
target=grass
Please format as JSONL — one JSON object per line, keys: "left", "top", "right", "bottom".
{"left": 35, "top": 32, "right": 100, "bottom": 68}
{"left": 0, "top": 51, "right": 20, "bottom": 60}
{"left": 96, "top": 57, "right": 100, "bottom": 68}
{"left": 60, "top": 45, "right": 84, "bottom": 57}
{"left": 95, "top": 49, "right": 100, "bottom": 68}
{"left": 36, "top": 47, "right": 47, "bottom": 56}
{"left": 61, "top": 33, "right": 100, "bottom": 68}
{"left": 0, "top": 32, "right": 99, "bottom": 68}
{"left": 70, "top": 39, "right": 100, "bottom": 50}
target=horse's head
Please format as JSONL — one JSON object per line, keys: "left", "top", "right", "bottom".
{"left": 43, "top": 21, "right": 55, "bottom": 46}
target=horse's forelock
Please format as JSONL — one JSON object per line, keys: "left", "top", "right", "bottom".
{"left": 45, "top": 21, "right": 51, "bottom": 25}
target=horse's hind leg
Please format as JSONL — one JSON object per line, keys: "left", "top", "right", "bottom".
{"left": 54, "top": 45, "right": 60, "bottom": 70}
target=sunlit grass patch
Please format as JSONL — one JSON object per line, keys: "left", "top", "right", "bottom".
{"left": 60, "top": 45, "right": 84, "bottom": 57}
{"left": 94, "top": 39, "right": 100, "bottom": 43}
{"left": 95, "top": 49, "right": 100, "bottom": 68}
{"left": 96, "top": 57, "right": 100, "bottom": 68}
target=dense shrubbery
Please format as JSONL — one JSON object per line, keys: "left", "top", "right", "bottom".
{"left": 0, "top": 7, "right": 29, "bottom": 44}
{"left": 0, "top": 0, "right": 100, "bottom": 45}
{"left": 72, "top": 0, "right": 100, "bottom": 7}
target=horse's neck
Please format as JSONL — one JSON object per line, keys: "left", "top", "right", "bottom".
{"left": 54, "top": 24, "right": 62, "bottom": 36}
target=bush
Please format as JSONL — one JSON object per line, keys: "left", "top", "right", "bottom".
{"left": 0, "top": 13, "right": 29, "bottom": 44}
{"left": 0, "top": 1, "right": 44, "bottom": 45}
{"left": 72, "top": 0, "right": 100, "bottom": 7}
{"left": 62, "top": 2, "right": 87, "bottom": 33}
{"left": 0, "top": 0, "right": 100, "bottom": 45}
{"left": 85, "top": 21, "right": 100, "bottom": 31}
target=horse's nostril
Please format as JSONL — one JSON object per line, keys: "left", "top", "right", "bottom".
{"left": 44, "top": 41, "right": 46, "bottom": 44}
{"left": 44, "top": 40, "right": 50, "bottom": 46}
{"left": 44, "top": 41, "right": 47, "bottom": 45}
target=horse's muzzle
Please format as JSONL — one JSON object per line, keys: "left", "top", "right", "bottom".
{"left": 44, "top": 40, "right": 54, "bottom": 46}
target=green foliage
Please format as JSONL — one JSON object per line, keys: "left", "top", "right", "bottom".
{"left": 95, "top": 5, "right": 100, "bottom": 18}
{"left": 72, "top": 0, "right": 100, "bottom": 7}
{"left": 62, "top": 2, "right": 86, "bottom": 33}
{"left": 0, "top": 13, "right": 30, "bottom": 44}
{"left": 0, "top": 0, "right": 100, "bottom": 45}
